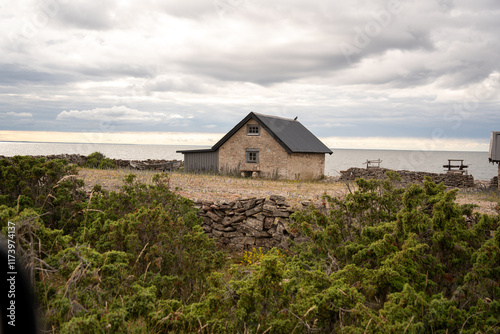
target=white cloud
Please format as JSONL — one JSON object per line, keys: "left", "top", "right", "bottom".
{"left": 56, "top": 106, "right": 184, "bottom": 123}
{"left": 0, "top": 111, "right": 32, "bottom": 118}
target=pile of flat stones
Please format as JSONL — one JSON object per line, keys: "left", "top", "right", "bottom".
{"left": 194, "top": 195, "right": 310, "bottom": 251}
{"left": 0, "top": 154, "right": 181, "bottom": 170}
{"left": 0, "top": 154, "right": 89, "bottom": 165}
{"left": 339, "top": 167, "right": 475, "bottom": 188}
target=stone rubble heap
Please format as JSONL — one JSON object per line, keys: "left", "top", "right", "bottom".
{"left": 194, "top": 195, "right": 309, "bottom": 251}
{"left": 0, "top": 154, "right": 181, "bottom": 171}
{"left": 0, "top": 154, "right": 87, "bottom": 166}
{"left": 339, "top": 167, "right": 475, "bottom": 188}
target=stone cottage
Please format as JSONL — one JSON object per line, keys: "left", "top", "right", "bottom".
{"left": 177, "top": 112, "right": 333, "bottom": 180}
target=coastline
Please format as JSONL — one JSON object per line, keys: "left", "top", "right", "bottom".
{"left": 0, "top": 145, "right": 497, "bottom": 181}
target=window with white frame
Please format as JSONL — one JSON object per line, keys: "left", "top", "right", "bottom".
{"left": 246, "top": 124, "right": 260, "bottom": 136}
{"left": 246, "top": 149, "right": 259, "bottom": 163}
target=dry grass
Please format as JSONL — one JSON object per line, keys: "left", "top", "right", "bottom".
{"left": 76, "top": 167, "right": 500, "bottom": 214}
{"left": 77, "top": 168, "right": 158, "bottom": 193}
{"left": 76, "top": 168, "right": 349, "bottom": 208}
{"left": 456, "top": 187, "right": 500, "bottom": 216}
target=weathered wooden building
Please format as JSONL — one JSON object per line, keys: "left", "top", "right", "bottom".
{"left": 489, "top": 131, "right": 500, "bottom": 188}
{"left": 177, "top": 112, "right": 333, "bottom": 179}
{"left": 489, "top": 131, "right": 500, "bottom": 162}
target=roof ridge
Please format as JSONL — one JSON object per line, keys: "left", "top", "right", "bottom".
{"left": 252, "top": 112, "right": 296, "bottom": 122}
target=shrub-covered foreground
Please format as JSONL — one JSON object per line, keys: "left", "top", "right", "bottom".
{"left": 0, "top": 157, "right": 499, "bottom": 333}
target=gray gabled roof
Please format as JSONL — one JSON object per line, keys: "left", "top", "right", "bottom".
{"left": 178, "top": 112, "right": 333, "bottom": 155}
{"left": 213, "top": 112, "right": 332, "bottom": 154}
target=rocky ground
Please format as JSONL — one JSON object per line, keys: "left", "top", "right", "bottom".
{"left": 76, "top": 168, "right": 500, "bottom": 215}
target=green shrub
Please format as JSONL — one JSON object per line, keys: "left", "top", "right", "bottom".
{"left": 287, "top": 175, "right": 500, "bottom": 333}
{"left": 84, "top": 152, "right": 116, "bottom": 169}
{"left": 0, "top": 155, "right": 80, "bottom": 209}
{"left": 2, "top": 158, "right": 499, "bottom": 333}
{"left": 60, "top": 314, "right": 101, "bottom": 334}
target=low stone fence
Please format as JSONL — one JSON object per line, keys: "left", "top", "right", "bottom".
{"left": 0, "top": 154, "right": 182, "bottom": 171}
{"left": 339, "top": 167, "right": 475, "bottom": 188}
{"left": 194, "top": 195, "right": 310, "bottom": 251}
{"left": 192, "top": 168, "right": 476, "bottom": 250}
{"left": 0, "top": 154, "right": 88, "bottom": 166}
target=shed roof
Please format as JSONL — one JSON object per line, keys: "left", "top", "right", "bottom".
{"left": 176, "top": 148, "right": 213, "bottom": 154}
{"left": 489, "top": 131, "right": 500, "bottom": 163}
{"left": 178, "top": 112, "right": 332, "bottom": 155}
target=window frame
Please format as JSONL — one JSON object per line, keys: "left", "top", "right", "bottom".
{"left": 246, "top": 124, "right": 260, "bottom": 136}
{"left": 246, "top": 148, "right": 259, "bottom": 163}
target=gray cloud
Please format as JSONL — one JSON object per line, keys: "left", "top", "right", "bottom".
{"left": 53, "top": 2, "right": 116, "bottom": 30}
{"left": 0, "top": 0, "right": 499, "bottom": 148}
{"left": 0, "top": 63, "right": 69, "bottom": 84}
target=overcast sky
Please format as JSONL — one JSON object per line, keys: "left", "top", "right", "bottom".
{"left": 1, "top": 0, "right": 499, "bottom": 150}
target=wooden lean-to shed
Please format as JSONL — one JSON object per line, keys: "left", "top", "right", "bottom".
{"left": 179, "top": 149, "right": 219, "bottom": 173}
{"left": 489, "top": 131, "right": 500, "bottom": 163}
{"left": 489, "top": 131, "right": 500, "bottom": 189}
{"left": 177, "top": 112, "right": 333, "bottom": 180}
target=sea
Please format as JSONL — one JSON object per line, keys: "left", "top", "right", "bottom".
{"left": 0, "top": 141, "right": 497, "bottom": 181}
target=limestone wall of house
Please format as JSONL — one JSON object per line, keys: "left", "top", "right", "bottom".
{"left": 218, "top": 119, "right": 289, "bottom": 178}
{"left": 286, "top": 153, "right": 326, "bottom": 180}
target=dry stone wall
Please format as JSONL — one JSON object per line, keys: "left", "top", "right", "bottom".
{"left": 197, "top": 168, "right": 478, "bottom": 251}
{"left": 0, "top": 154, "right": 181, "bottom": 170}
{"left": 339, "top": 167, "right": 475, "bottom": 188}
{"left": 194, "top": 195, "right": 310, "bottom": 251}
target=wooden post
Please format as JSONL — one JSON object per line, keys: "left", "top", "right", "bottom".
{"left": 498, "top": 163, "right": 500, "bottom": 190}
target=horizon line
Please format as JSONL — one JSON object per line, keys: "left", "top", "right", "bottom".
{"left": 0, "top": 130, "right": 490, "bottom": 153}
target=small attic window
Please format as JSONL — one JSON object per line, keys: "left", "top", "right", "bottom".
{"left": 247, "top": 124, "right": 260, "bottom": 136}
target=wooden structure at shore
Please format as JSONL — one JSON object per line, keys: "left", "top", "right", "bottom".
{"left": 363, "top": 159, "right": 382, "bottom": 169}
{"left": 443, "top": 159, "right": 469, "bottom": 174}
{"left": 489, "top": 131, "right": 500, "bottom": 189}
